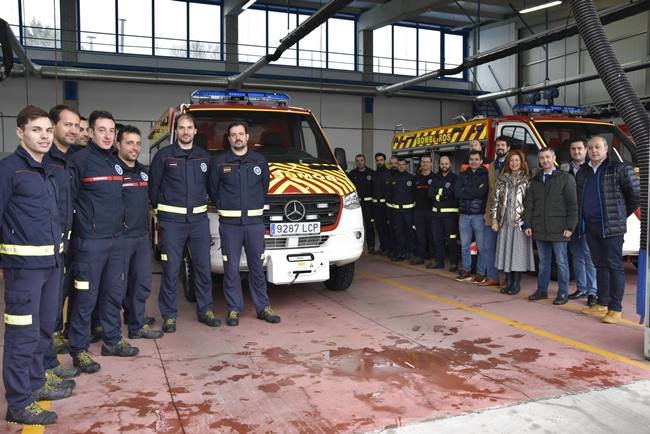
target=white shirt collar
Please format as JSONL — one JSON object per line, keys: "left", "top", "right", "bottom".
{"left": 588, "top": 159, "right": 604, "bottom": 172}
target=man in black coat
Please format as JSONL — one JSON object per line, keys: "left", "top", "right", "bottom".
{"left": 576, "top": 135, "right": 640, "bottom": 324}
{"left": 523, "top": 148, "right": 578, "bottom": 305}
{"left": 348, "top": 154, "right": 375, "bottom": 254}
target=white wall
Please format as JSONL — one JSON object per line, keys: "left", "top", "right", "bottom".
{"left": 0, "top": 77, "right": 472, "bottom": 166}
{"left": 520, "top": 12, "right": 649, "bottom": 106}
{"left": 473, "top": 22, "right": 518, "bottom": 115}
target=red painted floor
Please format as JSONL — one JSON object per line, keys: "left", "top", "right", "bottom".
{"left": 1, "top": 256, "right": 649, "bottom": 433}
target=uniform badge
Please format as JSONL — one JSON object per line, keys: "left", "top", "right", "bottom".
{"left": 253, "top": 166, "right": 262, "bottom": 176}
{"left": 406, "top": 180, "right": 412, "bottom": 187}
{"left": 200, "top": 162, "right": 208, "bottom": 173}
{"left": 141, "top": 172, "right": 148, "bottom": 181}
{"left": 115, "top": 164, "right": 123, "bottom": 175}
{"left": 428, "top": 179, "right": 432, "bottom": 184}
{"left": 445, "top": 182, "right": 451, "bottom": 188}
{"left": 223, "top": 166, "right": 232, "bottom": 174}
{"left": 366, "top": 175, "right": 372, "bottom": 181}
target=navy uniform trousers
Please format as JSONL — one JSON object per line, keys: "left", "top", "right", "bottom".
{"left": 413, "top": 209, "right": 433, "bottom": 259}
{"left": 43, "top": 240, "right": 73, "bottom": 370}
{"left": 373, "top": 202, "right": 390, "bottom": 253}
{"left": 219, "top": 222, "right": 270, "bottom": 313}
{"left": 123, "top": 233, "right": 152, "bottom": 332}
{"left": 68, "top": 235, "right": 126, "bottom": 353}
{"left": 3, "top": 267, "right": 59, "bottom": 411}
{"left": 432, "top": 213, "right": 460, "bottom": 266}
{"left": 158, "top": 219, "right": 213, "bottom": 319}
{"left": 392, "top": 209, "right": 414, "bottom": 257}
{"left": 360, "top": 199, "right": 375, "bottom": 251}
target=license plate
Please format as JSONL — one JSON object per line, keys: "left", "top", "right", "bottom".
{"left": 270, "top": 222, "right": 321, "bottom": 237}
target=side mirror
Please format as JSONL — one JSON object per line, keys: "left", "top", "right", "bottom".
{"left": 334, "top": 147, "right": 347, "bottom": 171}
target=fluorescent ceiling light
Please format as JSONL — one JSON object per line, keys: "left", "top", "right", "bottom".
{"left": 520, "top": 1, "right": 562, "bottom": 14}
{"left": 241, "top": 0, "right": 257, "bottom": 10}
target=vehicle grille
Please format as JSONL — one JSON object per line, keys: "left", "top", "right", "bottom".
{"left": 264, "top": 235, "right": 329, "bottom": 250}
{"left": 263, "top": 194, "right": 341, "bottom": 228}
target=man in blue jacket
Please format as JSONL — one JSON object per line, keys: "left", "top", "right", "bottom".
{"left": 148, "top": 113, "right": 219, "bottom": 332}
{"left": 577, "top": 136, "right": 640, "bottom": 324}
{"left": 1, "top": 106, "right": 71, "bottom": 425}
{"left": 116, "top": 126, "right": 163, "bottom": 339}
{"left": 67, "top": 110, "right": 138, "bottom": 375}
{"left": 209, "top": 122, "right": 280, "bottom": 327}
{"left": 455, "top": 150, "right": 488, "bottom": 282}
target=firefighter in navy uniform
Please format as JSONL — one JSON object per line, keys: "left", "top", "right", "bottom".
{"left": 427, "top": 155, "right": 460, "bottom": 272}
{"left": 67, "top": 110, "right": 138, "bottom": 375}
{"left": 1, "top": 106, "right": 72, "bottom": 426}
{"left": 372, "top": 153, "right": 390, "bottom": 255}
{"left": 42, "top": 105, "right": 83, "bottom": 382}
{"left": 388, "top": 158, "right": 415, "bottom": 261}
{"left": 116, "top": 126, "right": 164, "bottom": 340}
{"left": 347, "top": 154, "right": 375, "bottom": 254}
{"left": 148, "top": 112, "right": 219, "bottom": 332}
{"left": 411, "top": 155, "right": 434, "bottom": 265}
{"left": 208, "top": 122, "right": 281, "bottom": 327}
{"left": 385, "top": 155, "right": 400, "bottom": 258}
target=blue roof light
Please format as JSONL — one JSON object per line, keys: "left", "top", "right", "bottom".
{"left": 190, "top": 90, "right": 291, "bottom": 104}
{"left": 512, "top": 104, "right": 589, "bottom": 116}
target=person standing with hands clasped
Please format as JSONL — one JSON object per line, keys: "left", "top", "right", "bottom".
{"left": 491, "top": 150, "right": 535, "bottom": 295}
{"left": 209, "top": 122, "right": 281, "bottom": 327}
{"left": 522, "top": 148, "right": 578, "bottom": 305}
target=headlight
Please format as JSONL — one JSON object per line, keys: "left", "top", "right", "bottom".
{"left": 343, "top": 191, "right": 361, "bottom": 209}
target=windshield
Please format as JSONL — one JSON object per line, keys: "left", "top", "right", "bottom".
{"left": 533, "top": 121, "right": 637, "bottom": 165}
{"left": 190, "top": 109, "right": 336, "bottom": 164}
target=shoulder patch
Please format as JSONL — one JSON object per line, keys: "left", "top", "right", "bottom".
{"left": 200, "top": 162, "right": 208, "bottom": 173}
{"left": 115, "top": 164, "right": 123, "bottom": 175}
{"left": 253, "top": 166, "right": 262, "bottom": 176}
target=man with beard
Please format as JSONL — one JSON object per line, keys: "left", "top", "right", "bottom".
{"left": 208, "top": 122, "right": 281, "bottom": 326}
{"left": 411, "top": 155, "right": 434, "bottom": 265}
{"left": 116, "top": 126, "right": 164, "bottom": 340}
{"left": 428, "top": 155, "right": 459, "bottom": 272}
{"left": 42, "top": 105, "right": 83, "bottom": 384}
{"left": 149, "top": 113, "right": 219, "bottom": 333}
{"left": 478, "top": 136, "right": 510, "bottom": 287}
{"left": 372, "top": 153, "right": 390, "bottom": 255}
{"left": 78, "top": 117, "right": 90, "bottom": 146}
{"left": 68, "top": 110, "right": 138, "bottom": 375}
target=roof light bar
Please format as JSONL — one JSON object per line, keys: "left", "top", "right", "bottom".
{"left": 512, "top": 104, "right": 589, "bottom": 116}
{"left": 190, "top": 90, "right": 291, "bottom": 104}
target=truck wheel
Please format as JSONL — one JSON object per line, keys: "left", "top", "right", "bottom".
{"left": 180, "top": 254, "right": 196, "bottom": 302}
{"left": 324, "top": 262, "right": 355, "bottom": 291}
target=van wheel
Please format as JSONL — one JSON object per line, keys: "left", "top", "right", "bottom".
{"left": 180, "top": 254, "right": 196, "bottom": 302}
{"left": 324, "top": 263, "right": 355, "bottom": 291}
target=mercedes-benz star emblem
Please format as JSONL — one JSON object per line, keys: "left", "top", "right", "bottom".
{"left": 284, "top": 200, "right": 306, "bottom": 222}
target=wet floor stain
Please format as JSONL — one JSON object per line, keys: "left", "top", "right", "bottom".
{"left": 209, "top": 417, "right": 258, "bottom": 432}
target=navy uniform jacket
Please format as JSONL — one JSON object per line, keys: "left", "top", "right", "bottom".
{"left": 0, "top": 146, "right": 61, "bottom": 269}
{"left": 390, "top": 170, "right": 416, "bottom": 207}
{"left": 208, "top": 149, "right": 269, "bottom": 226}
{"left": 347, "top": 168, "right": 374, "bottom": 202}
{"left": 429, "top": 172, "right": 459, "bottom": 215}
{"left": 120, "top": 160, "right": 149, "bottom": 238}
{"left": 48, "top": 144, "right": 76, "bottom": 239}
{"left": 414, "top": 172, "right": 434, "bottom": 210}
{"left": 148, "top": 143, "right": 210, "bottom": 223}
{"left": 68, "top": 141, "right": 125, "bottom": 238}
{"left": 372, "top": 166, "right": 390, "bottom": 204}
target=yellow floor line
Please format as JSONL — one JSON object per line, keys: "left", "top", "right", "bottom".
{"left": 359, "top": 270, "right": 650, "bottom": 372}
{"left": 21, "top": 400, "right": 50, "bottom": 434}
{"left": 371, "top": 256, "right": 643, "bottom": 328}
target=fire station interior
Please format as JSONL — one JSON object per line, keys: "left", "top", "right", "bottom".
{"left": 2, "top": 0, "right": 650, "bottom": 433}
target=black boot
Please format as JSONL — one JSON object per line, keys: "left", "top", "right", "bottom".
{"left": 506, "top": 272, "right": 521, "bottom": 295}
{"left": 500, "top": 273, "right": 514, "bottom": 294}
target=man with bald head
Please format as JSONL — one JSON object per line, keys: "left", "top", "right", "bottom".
{"left": 575, "top": 135, "right": 639, "bottom": 324}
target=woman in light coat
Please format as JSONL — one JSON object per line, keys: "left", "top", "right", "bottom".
{"left": 491, "top": 150, "right": 535, "bottom": 295}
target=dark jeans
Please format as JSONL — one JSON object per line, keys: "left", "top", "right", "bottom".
{"left": 585, "top": 222, "right": 625, "bottom": 312}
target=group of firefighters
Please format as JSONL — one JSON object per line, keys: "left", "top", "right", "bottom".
{"left": 348, "top": 149, "right": 462, "bottom": 270}
{"left": 0, "top": 104, "right": 279, "bottom": 426}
